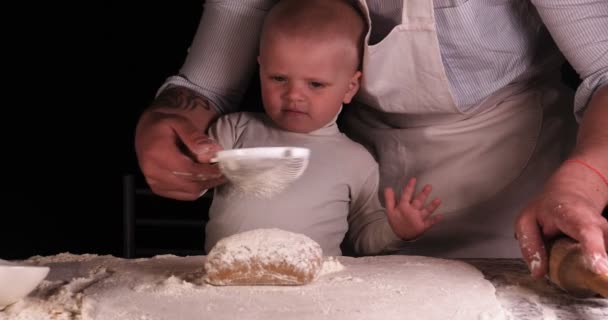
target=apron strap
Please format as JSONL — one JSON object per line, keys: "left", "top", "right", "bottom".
{"left": 402, "top": 0, "right": 435, "bottom": 29}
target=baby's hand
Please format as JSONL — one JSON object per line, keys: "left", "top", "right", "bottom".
{"left": 384, "top": 177, "right": 443, "bottom": 241}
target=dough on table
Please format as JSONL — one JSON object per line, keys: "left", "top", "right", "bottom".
{"left": 203, "top": 228, "right": 323, "bottom": 286}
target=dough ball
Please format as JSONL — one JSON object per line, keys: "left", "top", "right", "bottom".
{"left": 204, "top": 228, "right": 323, "bottom": 286}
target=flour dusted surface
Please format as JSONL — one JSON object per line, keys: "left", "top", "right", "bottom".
{"left": 1, "top": 253, "right": 515, "bottom": 320}
{"left": 466, "top": 259, "right": 608, "bottom": 320}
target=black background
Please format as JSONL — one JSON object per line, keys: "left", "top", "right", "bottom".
{"left": 2, "top": 1, "right": 213, "bottom": 260}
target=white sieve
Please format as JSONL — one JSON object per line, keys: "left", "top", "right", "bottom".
{"left": 211, "top": 147, "right": 310, "bottom": 198}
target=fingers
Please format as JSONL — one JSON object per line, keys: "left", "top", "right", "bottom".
{"left": 384, "top": 187, "right": 404, "bottom": 231}
{"left": 171, "top": 118, "right": 222, "bottom": 163}
{"left": 411, "top": 185, "right": 432, "bottom": 209}
{"left": 554, "top": 208, "right": 608, "bottom": 275}
{"left": 400, "top": 177, "right": 416, "bottom": 205}
{"left": 168, "top": 153, "right": 223, "bottom": 178}
{"left": 420, "top": 198, "right": 441, "bottom": 220}
{"left": 384, "top": 187, "right": 397, "bottom": 214}
{"left": 385, "top": 180, "right": 444, "bottom": 241}
{"left": 515, "top": 212, "right": 548, "bottom": 278}
{"left": 171, "top": 162, "right": 223, "bottom": 181}
{"left": 193, "top": 138, "right": 223, "bottom": 162}
{"left": 399, "top": 178, "right": 432, "bottom": 209}
{"left": 136, "top": 113, "right": 226, "bottom": 201}
{"left": 145, "top": 159, "right": 226, "bottom": 200}
{"left": 421, "top": 198, "right": 443, "bottom": 230}
{"left": 574, "top": 225, "right": 608, "bottom": 275}
{"left": 393, "top": 178, "right": 440, "bottom": 220}
{"left": 424, "top": 213, "right": 443, "bottom": 229}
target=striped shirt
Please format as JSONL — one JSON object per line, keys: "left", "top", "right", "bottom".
{"left": 159, "top": 0, "right": 607, "bottom": 122}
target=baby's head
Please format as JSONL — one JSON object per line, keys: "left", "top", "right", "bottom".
{"left": 258, "top": 0, "right": 366, "bottom": 133}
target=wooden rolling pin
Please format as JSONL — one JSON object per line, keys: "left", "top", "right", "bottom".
{"left": 547, "top": 237, "right": 608, "bottom": 298}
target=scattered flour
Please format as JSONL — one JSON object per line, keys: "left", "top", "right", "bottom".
{"left": 26, "top": 253, "right": 100, "bottom": 264}
{"left": 466, "top": 259, "right": 608, "bottom": 320}
{"left": 318, "top": 256, "right": 345, "bottom": 277}
{"left": 529, "top": 252, "right": 541, "bottom": 272}
{"left": 0, "top": 266, "right": 112, "bottom": 320}
{"left": 1, "top": 254, "right": 509, "bottom": 320}
{"left": 4, "top": 253, "right": 606, "bottom": 320}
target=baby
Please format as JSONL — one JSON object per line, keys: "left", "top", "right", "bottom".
{"left": 204, "top": 0, "right": 442, "bottom": 256}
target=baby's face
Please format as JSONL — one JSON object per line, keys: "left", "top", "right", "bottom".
{"left": 258, "top": 35, "right": 361, "bottom": 133}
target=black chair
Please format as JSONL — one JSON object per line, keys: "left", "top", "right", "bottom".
{"left": 122, "top": 173, "right": 213, "bottom": 258}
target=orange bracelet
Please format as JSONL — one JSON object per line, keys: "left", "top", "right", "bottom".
{"left": 565, "top": 159, "right": 608, "bottom": 186}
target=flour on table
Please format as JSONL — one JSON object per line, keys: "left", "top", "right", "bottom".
{"left": 319, "top": 256, "right": 345, "bottom": 276}
{"left": 0, "top": 264, "right": 112, "bottom": 320}
{"left": 26, "top": 252, "right": 100, "bottom": 264}
{"left": 467, "top": 258, "right": 608, "bottom": 320}
{"left": 1, "top": 253, "right": 508, "bottom": 320}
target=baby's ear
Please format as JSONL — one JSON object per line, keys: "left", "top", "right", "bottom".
{"left": 343, "top": 71, "right": 362, "bottom": 104}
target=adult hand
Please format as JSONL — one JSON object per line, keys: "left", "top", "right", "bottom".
{"left": 384, "top": 177, "right": 443, "bottom": 241}
{"left": 515, "top": 161, "right": 608, "bottom": 279}
{"left": 135, "top": 111, "right": 226, "bottom": 201}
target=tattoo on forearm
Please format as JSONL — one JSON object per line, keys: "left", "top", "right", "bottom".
{"left": 150, "top": 87, "right": 210, "bottom": 111}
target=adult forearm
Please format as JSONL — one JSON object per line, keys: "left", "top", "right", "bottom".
{"left": 514, "top": 85, "right": 608, "bottom": 278}
{"left": 140, "top": 86, "right": 220, "bottom": 132}
{"left": 568, "top": 85, "right": 608, "bottom": 205}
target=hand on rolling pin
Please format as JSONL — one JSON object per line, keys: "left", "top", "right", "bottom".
{"left": 547, "top": 237, "right": 608, "bottom": 298}
{"left": 514, "top": 162, "right": 608, "bottom": 280}
{"left": 384, "top": 177, "right": 443, "bottom": 241}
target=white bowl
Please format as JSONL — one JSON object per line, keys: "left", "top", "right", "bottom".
{"left": 0, "top": 260, "right": 50, "bottom": 308}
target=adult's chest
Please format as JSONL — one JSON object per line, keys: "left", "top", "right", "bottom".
{"left": 364, "top": 0, "right": 521, "bottom": 46}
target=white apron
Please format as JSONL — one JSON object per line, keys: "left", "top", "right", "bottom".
{"left": 342, "top": 0, "right": 577, "bottom": 258}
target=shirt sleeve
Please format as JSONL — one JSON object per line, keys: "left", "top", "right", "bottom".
{"left": 347, "top": 165, "right": 402, "bottom": 256}
{"left": 157, "top": 0, "right": 278, "bottom": 115}
{"left": 532, "top": 0, "right": 608, "bottom": 121}
{"left": 208, "top": 112, "right": 253, "bottom": 150}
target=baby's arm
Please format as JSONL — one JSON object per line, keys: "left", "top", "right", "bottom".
{"left": 346, "top": 166, "right": 401, "bottom": 256}
{"left": 347, "top": 167, "right": 443, "bottom": 256}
